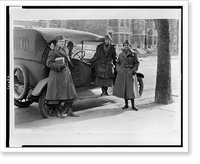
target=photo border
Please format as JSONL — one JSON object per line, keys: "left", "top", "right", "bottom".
{"left": 1, "top": 1, "right": 188, "bottom": 152}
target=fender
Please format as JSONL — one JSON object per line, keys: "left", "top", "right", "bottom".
{"left": 136, "top": 72, "right": 144, "bottom": 78}
{"left": 32, "top": 77, "right": 48, "bottom": 96}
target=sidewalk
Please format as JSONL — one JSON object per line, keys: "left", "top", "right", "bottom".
{"left": 13, "top": 91, "right": 181, "bottom": 146}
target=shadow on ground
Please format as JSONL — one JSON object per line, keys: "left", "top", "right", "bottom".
{"left": 15, "top": 106, "right": 126, "bottom": 130}
{"left": 137, "top": 102, "right": 163, "bottom": 110}
{"left": 15, "top": 96, "right": 175, "bottom": 127}
{"left": 15, "top": 97, "right": 116, "bottom": 126}
{"left": 73, "top": 97, "right": 116, "bottom": 112}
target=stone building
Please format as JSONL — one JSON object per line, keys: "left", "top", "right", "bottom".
{"left": 107, "top": 19, "right": 158, "bottom": 49}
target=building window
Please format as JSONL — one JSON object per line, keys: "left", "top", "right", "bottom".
{"left": 120, "top": 34, "right": 124, "bottom": 44}
{"left": 109, "top": 20, "right": 112, "bottom": 26}
{"left": 120, "top": 19, "right": 124, "bottom": 27}
{"left": 113, "top": 34, "right": 118, "bottom": 44}
{"left": 125, "top": 19, "right": 129, "bottom": 28}
{"left": 133, "top": 20, "right": 139, "bottom": 30}
{"left": 109, "top": 19, "right": 117, "bottom": 27}
{"left": 134, "top": 23, "right": 138, "bottom": 30}
{"left": 148, "top": 29, "right": 153, "bottom": 35}
{"left": 154, "top": 36, "right": 157, "bottom": 45}
{"left": 125, "top": 34, "right": 129, "bottom": 41}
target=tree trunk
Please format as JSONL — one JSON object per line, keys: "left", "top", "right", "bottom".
{"left": 154, "top": 19, "right": 173, "bottom": 104}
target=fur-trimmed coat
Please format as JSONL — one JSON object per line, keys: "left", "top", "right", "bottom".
{"left": 90, "top": 43, "right": 117, "bottom": 79}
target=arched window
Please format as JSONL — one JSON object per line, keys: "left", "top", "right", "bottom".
{"left": 148, "top": 29, "right": 153, "bottom": 36}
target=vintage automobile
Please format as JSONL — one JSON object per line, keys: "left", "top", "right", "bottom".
{"left": 14, "top": 28, "right": 144, "bottom": 118}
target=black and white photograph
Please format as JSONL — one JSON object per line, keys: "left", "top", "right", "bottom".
{"left": 1, "top": 0, "right": 189, "bottom": 153}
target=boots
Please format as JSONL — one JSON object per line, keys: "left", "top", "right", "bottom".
{"left": 100, "top": 86, "right": 105, "bottom": 96}
{"left": 61, "top": 103, "right": 69, "bottom": 115}
{"left": 122, "top": 99, "right": 129, "bottom": 109}
{"left": 100, "top": 86, "right": 109, "bottom": 96}
{"left": 131, "top": 99, "right": 139, "bottom": 111}
{"left": 104, "top": 87, "right": 109, "bottom": 96}
{"left": 67, "top": 102, "right": 79, "bottom": 117}
{"left": 55, "top": 104, "right": 65, "bottom": 119}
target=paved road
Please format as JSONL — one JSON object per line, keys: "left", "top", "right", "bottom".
{"left": 14, "top": 56, "right": 180, "bottom": 126}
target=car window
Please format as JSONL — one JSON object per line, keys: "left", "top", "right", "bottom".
{"left": 83, "top": 42, "right": 100, "bottom": 59}
{"left": 72, "top": 41, "right": 101, "bottom": 59}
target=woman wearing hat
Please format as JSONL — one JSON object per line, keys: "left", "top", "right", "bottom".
{"left": 113, "top": 40, "right": 140, "bottom": 111}
{"left": 46, "top": 35, "right": 79, "bottom": 118}
{"left": 89, "top": 34, "right": 117, "bottom": 96}
{"left": 66, "top": 41, "right": 74, "bottom": 58}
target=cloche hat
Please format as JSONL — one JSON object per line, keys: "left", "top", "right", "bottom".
{"left": 123, "top": 40, "right": 131, "bottom": 46}
{"left": 104, "top": 34, "right": 112, "bottom": 41}
{"left": 54, "top": 35, "right": 64, "bottom": 41}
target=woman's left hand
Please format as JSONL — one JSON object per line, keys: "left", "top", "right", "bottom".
{"left": 132, "top": 70, "right": 136, "bottom": 75}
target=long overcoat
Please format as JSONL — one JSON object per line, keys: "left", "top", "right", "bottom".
{"left": 45, "top": 48, "right": 77, "bottom": 102}
{"left": 90, "top": 43, "right": 117, "bottom": 79}
{"left": 113, "top": 49, "right": 140, "bottom": 99}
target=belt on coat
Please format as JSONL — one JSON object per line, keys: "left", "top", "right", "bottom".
{"left": 98, "top": 58, "right": 113, "bottom": 62}
{"left": 121, "top": 64, "right": 133, "bottom": 68}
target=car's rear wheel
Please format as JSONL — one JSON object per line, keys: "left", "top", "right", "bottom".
{"left": 137, "top": 76, "right": 144, "bottom": 96}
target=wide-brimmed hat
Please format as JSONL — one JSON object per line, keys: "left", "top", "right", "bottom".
{"left": 123, "top": 40, "right": 131, "bottom": 46}
{"left": 54, "top": 35, "right": 64, "bottom": 41}
{"left": 104, "top": 34, "right": 112, "bottom": 41}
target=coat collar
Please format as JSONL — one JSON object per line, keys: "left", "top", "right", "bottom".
{"left": 103, "top": 43, "right": 111, "bottom": 56}
{"left": 54, "top": 47, "right": 67, "bottom": 57}
{"left": 121, "top": 49, "right": 134, "bottom": 59}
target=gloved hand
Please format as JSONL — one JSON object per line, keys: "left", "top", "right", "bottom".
{"left": 61, "top": 64, "right": 66, "bottom": 69}
{"left": 132, "top": 70, "right": 136, "bottom": 75}
{"left": 58, "top": 64, "right": 66, "bottom": 71}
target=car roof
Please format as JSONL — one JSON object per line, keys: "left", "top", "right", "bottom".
{"left": 32, "top": 28, "right": 104, "bottom": 43}
{"left": 13, "top": 28, "right": 104, "bottom": 64}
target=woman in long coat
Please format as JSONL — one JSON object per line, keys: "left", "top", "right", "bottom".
{"left": 46, "top": 35, "right": 78, "bottom": 118}
{"left": 113, "top": 40, "right": 140, "bottom": 111}
{"left": 89, "top": 34, "right": 117, "bottom": 96}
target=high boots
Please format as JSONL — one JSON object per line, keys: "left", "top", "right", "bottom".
{"left": 55, "top": 104, "right": 65, "bottom": 119}
{"left": 61, "top": 103, "right": 69, "bottom": 116}
{"left": 122, "top": 99, "right": 129, "bottom": 109}
{"left": 67, "top": 102, "right": 79, "bottom": 117}
{"left": 100, "top": 86, "right": 109, "bottom": 96}
{"left": 104, "top": 87, "right": 109, "bottom": 96}
{"left": 100, "top": 86, "right": 105, "bottom": 96}
{"left": 131, "top": 99, "right": 139, "bottom": 111}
